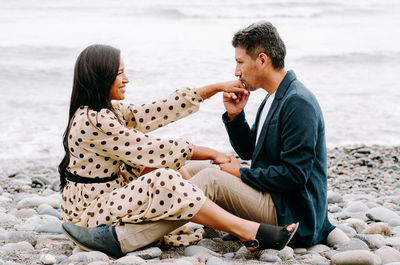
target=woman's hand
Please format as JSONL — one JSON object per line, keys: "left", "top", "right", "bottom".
{"left": 212, "top": 152, "right": 231, "bottom": 165}
{"left": 196, "top": 80, "right": 248, "bottom": 100}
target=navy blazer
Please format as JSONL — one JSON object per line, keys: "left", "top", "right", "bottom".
{"left": 222, "top": 70, "right": 334, "bottom": 246}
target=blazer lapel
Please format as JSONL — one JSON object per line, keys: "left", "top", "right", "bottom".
{"left": 252, "top": 99, "right": 279, "bottom": 161}
{"left": 251, "top": 70, "right": 297, "bottom": 163}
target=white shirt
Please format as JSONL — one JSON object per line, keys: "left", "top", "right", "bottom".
{"left": 255, "top": 92, "right": 276, "bottom": 146}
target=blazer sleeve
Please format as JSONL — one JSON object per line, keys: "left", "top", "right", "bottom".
{"left": 222, "top": 111, "right": 256, "bottom": 160}
{"left": 240, "top": 95, "right": 319, "bottom": 192}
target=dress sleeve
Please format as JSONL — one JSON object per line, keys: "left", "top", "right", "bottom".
{"left": 82, "top": 108, "right": 193, "bottom": 171}
{"left": 113, "top": 87, "right": 203, "bottom": 133}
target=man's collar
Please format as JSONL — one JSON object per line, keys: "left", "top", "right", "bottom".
{"left": 275, "top": 70, "right": 296, "bottom": 100}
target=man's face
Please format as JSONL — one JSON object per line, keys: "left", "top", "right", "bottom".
{"left": 234, "top": 47, "right": 260, "bottom": 91}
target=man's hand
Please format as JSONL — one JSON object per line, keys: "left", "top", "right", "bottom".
{"left": 223, "top": 88, "right": 250, "bottom": 120}
{"left": 219, "top": 155, "right": 242, "bottom": 178}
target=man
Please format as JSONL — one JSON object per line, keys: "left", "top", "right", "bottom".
{"left": 216, "top": 21, "right": 335, "bottom": 246}
{"left": 61, "top": 21, "right": 334, "bottom": 258}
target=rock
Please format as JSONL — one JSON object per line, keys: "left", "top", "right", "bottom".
{"left": 307, "top": 244, "right": 331, "bottom": 254}
{"left": 184, "top": 246, "right": 221, "bottom": 257}
{"left": 35, "top": 220, "right": 62, "bottom": 233}
{"left": 328, "top": 191, "right": 343, "bottom": 204}
{"left": 294, "top": 248, "right": 308, "bottom": 254}
{"left": 1, "top": 241, "right": 34, "bottom": 252}
{"left": 296, "top": 253, "right": 330, "bottom": 264}
{"left": 0, "top": 213, "right": 20, "bottom": 225}
{"left": 341, "top": 201, "right": 369, "bottom": 219}
{"left": 362, "top": 223, "right": 392, "bottom": 236}
{"left": 16, "top": 196, "right": 60, "bottom": 209}
{"left": 354, "top": 234, "right": 386, "bottom": 249}
{"left": 197, "top": 238, "right": 241, "bottom": 253}
{"left": 386, "top": 237, "right": 400, "bottom": 248}
{"left": 114, "top": 255, "right": 145, "bottom": 265}
{"left": 206, "top": 257, "right": 232, "bottom": 265}
{"left": 127, "top": 247, "right": 162, "bottom": 259}
{"left": 64, "top": 251, "right": 109, "bottom": 263}
{"left": 38, "top": 207, "right": 62, "bottom": 220}
{"left": 337, "top": 238, "right": 370, "bottom": 251}
{"left": 9, "top": 208, "right": 37, "bottom": 219}
{"left": 40, "top": 254, "right": 57, "bottom": 264}
{"left": 259, "top": 253, "right": 282, "bottom": 262}
{"left": 326, "top": 227, "right": 350, "bottom": 247}
{"left": 389, "top": 218, "right": 400, "bottom": 227}
{"left": 6, "top": 231, "right": 37, "bottom": 245}
{"left": 336, "top": 224, "right": 357, "bottom": 236}
{"left": 367, "top": 207, "right": 399, "bottom": 222}
{"left": 87, "top": 262, "right": 109, "bottom": 265}
{"left": 277, "top": 246, "right": 294, "bottom": 261}
{"left": 375, "top": 246, "right": 400, "bottom": 264}
{"left": 331, "top": 250, "right": 382, "bottom": 265}
{"left": 346, "top": 218, "right": 369, "bottom": 233}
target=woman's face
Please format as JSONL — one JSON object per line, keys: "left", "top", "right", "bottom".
{"left": 110, "top": 57, "right": 129, "bottom": 100}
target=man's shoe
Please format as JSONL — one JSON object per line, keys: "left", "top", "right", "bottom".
{"left": 61, "top": 222, "right": 124, "bottom": 260}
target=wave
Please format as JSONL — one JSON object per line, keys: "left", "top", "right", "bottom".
{"left": 296, "top": 51, "right": 400, "bottom": 64}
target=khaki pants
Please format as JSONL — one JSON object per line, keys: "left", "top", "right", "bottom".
{"left": 116, "top": 161, "right": 277, "bottom": 253}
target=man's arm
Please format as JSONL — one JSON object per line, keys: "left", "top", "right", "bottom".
{"left": 241, "top": 95, "right": 319, "bottom": 192}
{"left": 223, "top": 111, "right": 256, "bottom": 160}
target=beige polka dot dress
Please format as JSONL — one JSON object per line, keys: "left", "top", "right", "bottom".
{"left": 61, "top": 88, "right": 206, "bottom": 229}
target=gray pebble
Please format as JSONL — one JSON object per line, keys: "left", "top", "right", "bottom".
{"left": 183, "top": 246, "right": 220, "bottom": 257}
{"left": 354, "top": 234, "right": 386, "bottom": 249}
{"left": 127, "top": 247, "right": 162, "bottom": 259}
{"left": 375, "top": 246, "right": 400, "bottom": 264}
{"left": 206, "top": 257, "right": 232, "bottom": 265}
{"left": 337, "top": 238, "right": 370, "bottom": 251}
{"left": 367, "top": 206, "right": 399, "bottom": 222}
{"left": 259, "top": 253, "right": 281, "bottom": 262}
{"left": 331, "top": 250, "right": 381, "bottom": 265}
{"left": 35, "top": 220, "right": 62, "bottom": 234}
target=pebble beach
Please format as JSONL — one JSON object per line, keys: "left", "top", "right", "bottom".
{"left": 0, "top": 145, "right": 399, "bottom": 265}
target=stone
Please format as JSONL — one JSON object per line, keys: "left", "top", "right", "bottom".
{"left": 336, "top": 224, "right": 357, "bottom": 236}
{"left": 1, "top": 241, "right": 34, "bottom": 252}
{"left": 127, "top": 247, "right": 162, "bottom": 259}
{"left": 40, "top": 254, "right": 57, "bottom": 264}
{"left": 87, "top": 262, "right": 109, "bottom": 265}
{"left": 259, "top": 253, "right": 281, "bottom": 262}
{"left": 389, "top": 218, "right": 400, "bottom": 227}
{"left": 296, "top": 253, "right": 330, "bottom": 264}
{"left": 328, "top": 191, "right": 343, "bottom": 204}
{"left": 362, "top": 223, "right": 392, "bottom": 236}
{"left": 326, "top": 227, "right": 350, "bottom": 247}
{"left": 38, "top": 207, "right": 62, "bottom": 219}
{"left": 184, "top": 246, "right": 221, "bottom": 257}
{"left": 367, "top": 207, "right": 399, "bottom": 222}
{"left": 16, "top": 196, "right": 60, "bottom": 209}
{"left": 294, "top": 248, "right": 308, "bottom": 254}
{"left": 66, "top": 251, "right": 109, "bottom": 263}
{"left": 113, "top": 255, "right": 145, "bottom": 265}
{"left": 375, "top": 246, "right": 400, "bottom": 264}
{"left": 386, "top": 237, "right": 400, "bottom": 248}
{"left": 331, "top": 250, "right": 382, "bottom": 265}
{"left": 9, "top": 208, "right": 37, "bottom": 219}
{"left": 0, "top": 213, "right": 19, "bottom": 225}
{"left": 6, "top": 231, "right": 37, "bottom": 245}
{"left": 354, "top": 234, "right": 386, "bottom": 249}
{"left": 346, "top": 218, "right": 369, "bottom": 233}
{"left": 337, "top": 238, "right": 370, "bottom": 252}
{"left": 341, "top": 201, "right": 369, "bottom": 219}
{"left": 307, "top": 244, "right": 330, "bottom": 254}
{"left": 35, "top": 220, "right": 62, "bottom": 233}
{"left": 206, "top": 257, "right": 232, "bottom": 265}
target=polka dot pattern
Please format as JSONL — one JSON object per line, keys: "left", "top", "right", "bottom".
{"left": 61, "top": 87, "right": 205, "bottom": 234}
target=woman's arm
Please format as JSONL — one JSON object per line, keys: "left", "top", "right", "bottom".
{"left": 191, "top": 145, "right": 230, "bottom": 165}
{"left": 196, "top": 80, "right": 247, "bottom": 100}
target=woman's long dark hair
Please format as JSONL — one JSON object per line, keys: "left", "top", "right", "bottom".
{"left": 58, "top": 44, "right": 121, "bottom": 191}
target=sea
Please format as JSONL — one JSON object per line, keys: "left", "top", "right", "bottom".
{"left": 0, "top": 0, "right": 399, "bottom": 173}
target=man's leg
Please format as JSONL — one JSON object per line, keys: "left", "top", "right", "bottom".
{"left": 190, "top": 167, "right": 278, "bottom": 225}
{"left": 115, "top": 220, "right": 187, "bottom": 253}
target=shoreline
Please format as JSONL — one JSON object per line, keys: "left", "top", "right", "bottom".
{"left": 0, "top": 144, "right": 399, "bottom": 264}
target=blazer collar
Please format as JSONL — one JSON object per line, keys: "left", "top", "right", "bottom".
{"left": 251, "top": 70, "right": 297, "bottom": 163}
{"left": 275, "top": 70, "right": 297, "bottom": 100}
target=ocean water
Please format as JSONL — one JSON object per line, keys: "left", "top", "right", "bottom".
{"left": 0, "top": 0, "right": 399, "bottom": 169}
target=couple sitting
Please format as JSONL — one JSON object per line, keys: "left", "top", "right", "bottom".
{"left": 59, "top": 21, "right": 334, "bottom": 259}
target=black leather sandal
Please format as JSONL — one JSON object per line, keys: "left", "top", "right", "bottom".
{"left": 242, "top": 222, "right": 299, "bottom": 251}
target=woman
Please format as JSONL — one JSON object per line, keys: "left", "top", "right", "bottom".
{"left": 59, "top": 44, "right": 298, "bottom": 259}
